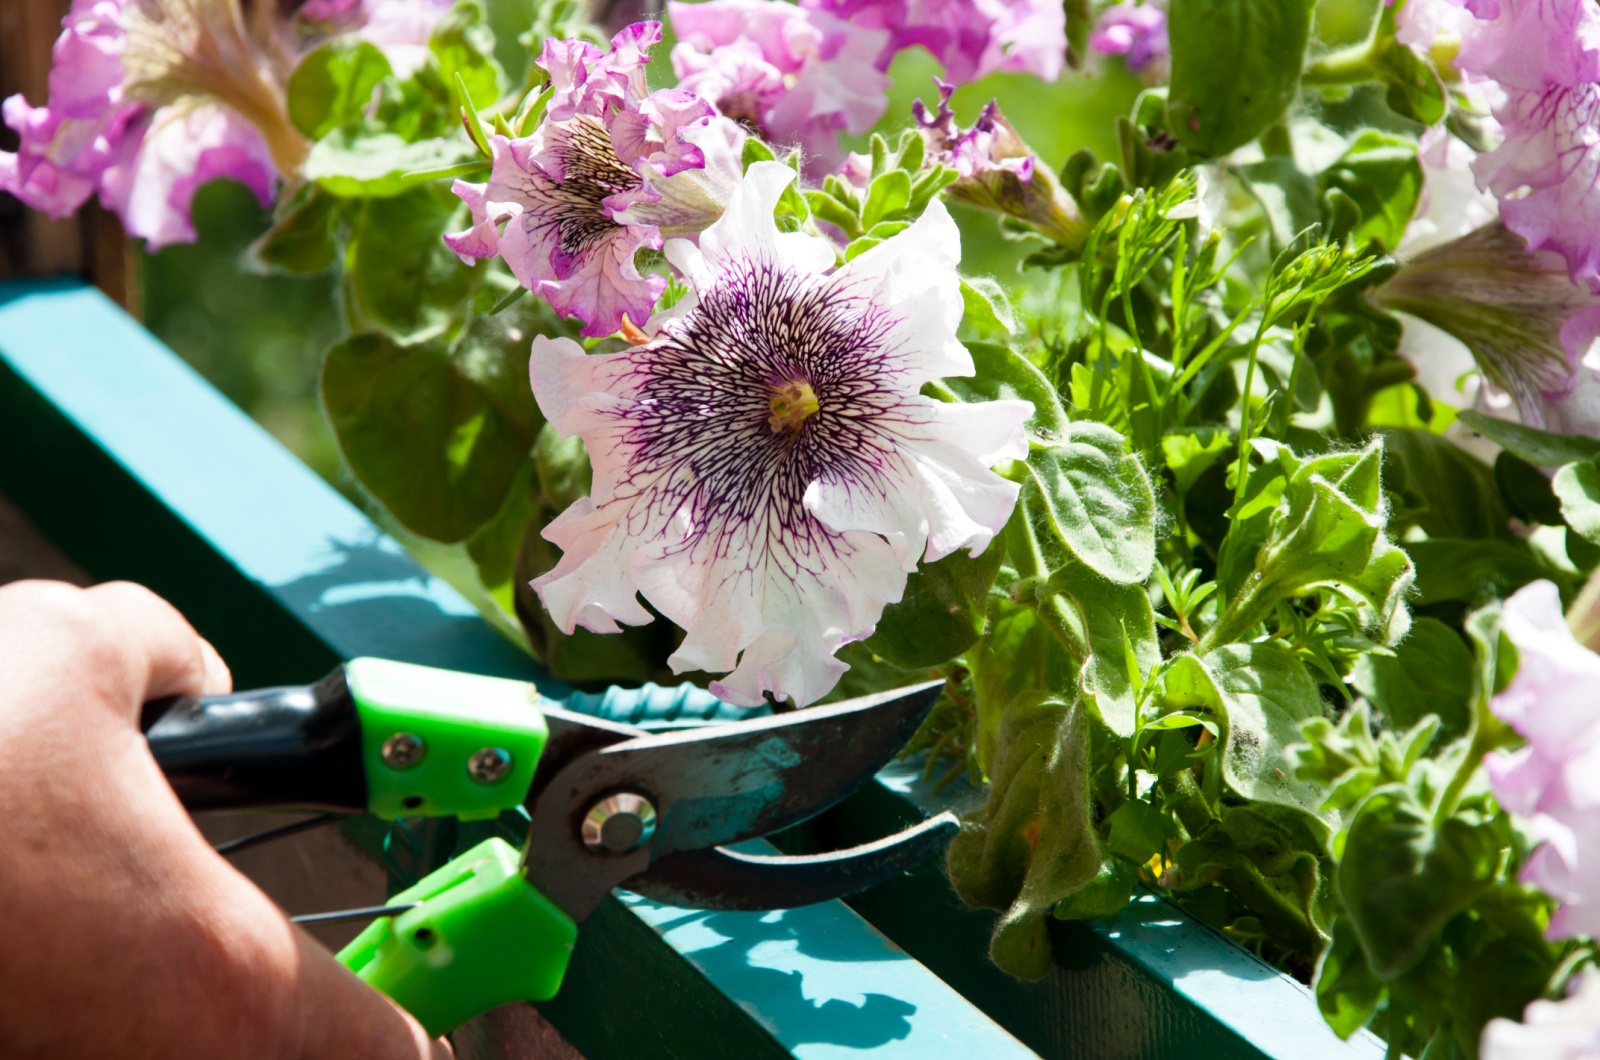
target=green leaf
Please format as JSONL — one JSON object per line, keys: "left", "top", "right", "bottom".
{"left": 959, "top": 277, "right": 1016, "bottom": 340}
{"left": 1445, "top": 937, "right": 1555, "bottom": 1056}
{"left": 1372, "top": 35, "right": 1447, "bottom": 125}
{"left": 1496, "top": 450, "right": 1566, "bottom": 527}
{"left": 862, "top": 169, "right": 911, "bottom": 229}
{"left": 1053, "top": 856, "right": 1138, "bottom": 920}
{"left": 1337, "top": 786, "right": 1500, "bottom": 979}
{"left": 1456, "top": 409, "right": 1600, "bottom": 466}
{"left": 1162, "top": 427, "right": 1232, "bottom": 499}
{"left": 1315, "top": 917, "right": 1385, "bottom": 1039}
{"left": 533, "top": 421, "right": 592, "bottom": 513}
{"left": 1053, "top": 560, "right": 1161, "bottom": 737}
{"left": 1407, "top": 538, "right": 1555, "bottom": 605}
{"left": 947, "top": 694, "right": 1102, "bottom": 980}
{"left": 970, "top": 589, "right": 1074, "bottom": 768}
{"left": 1166, "top": 0, "right": 1315, "bottom": 156}
{"left": 1203, "top": 642, "right": 1332, "bottom": 815}
{"left": 251, "top": 183, "right": 341, "bottom": 273}
{"left": 288, "top": 40, "right": 394, "bottom": 141}
{"left": 305, "top": 128, "right": 477, "bottom": 198}
{"left": 1317, "top": 131, "right": 1422, "bottom": 251}
{"left": 429, "top": 0, "right": 505, "bottom": 110}
{"left": 1237, "top": 157, "right": 1319, "bottom": 248}
{"left": 1382, "top": 428, "right": 1512, "bottom": 542}
{"left": 322, "top": 314, "right": 543, "bottom": 542}
{"left": 867, "top": 545, "right": 1005, "bottom": 669}
{"left": 1349, "top": 617, "right": 1472, "bottom": 741}
{"left": 348, "top": 185, "right": 478, "bottom": 340}
{"left": 1020, "top": 422, "right": 1157, "bottom": 585}
{"left": 1105, "top": 798, "right": 1168, "bottom": 863}
{"left": 1554, "top": 460, "right": 1600, "bottom": 544}
{"left": 1204, "top": 440, "right": 1414, "bottom": 650}
{"left": 935, "top": 341, "right": 1069, "bottom": 445}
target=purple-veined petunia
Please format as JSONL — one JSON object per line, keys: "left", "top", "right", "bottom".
{"left": 1376, "top": 129, "right": 1600, "bottom": 437}
{"left": 446, "top": 22, "right": 745, "bottom": 338}
{"left": 668, "top": 0, "right": 890, "bottom": 173}
{"left": 1088, "top": 2, "right": 1168, "bottom": 72}
{"left": 1484, "top": 580, "right": 1600, "bottom": 941}
{"left": 527, "top": 161, "right": 1032, "bottom": 707}
{"left": 798, "top": 0, "right": 1067, "bottom": 85}
{"left": 1400, "top": 0, "right": 1600, "bottom": 293}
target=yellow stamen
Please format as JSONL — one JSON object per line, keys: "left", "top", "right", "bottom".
{"left": 768, "top": 380, "right": 820, "bottom": 434}
{"left": 619, "top": 314, "right": 651, "bottom": 345}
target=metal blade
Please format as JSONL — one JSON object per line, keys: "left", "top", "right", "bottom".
{"left": 520, "top": 679, "right": 943, "bottom": 919}
{"left": 623, "top": 812, "right": 959, "bottom": 911}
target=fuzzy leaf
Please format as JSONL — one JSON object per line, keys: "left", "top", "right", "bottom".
{"left": 1337, "top": 786, "right": 1500, "bottom": 979}
{"left": 289, "top": 40, "right": 394, "bottom": 141}
{"left": 1315, "top": 917, "right": 1385, "bottom": 1039}
{"left": 1350, "top": 617, "right": 1472, "bottom": 741}
{"left": 1166, "top": 0, "right": 1314, "bottom": 156}
{"left": 305, "top": 128, "right": 477, "bottom": 198}
{"left": 1206, "top": 642, "right": 1332, "bottom": 815}
{"left": 322, "top": 308, "right": 543, "bottom": 542}
{"left": 947, "top": 694, "right": 1101, "bottom": 980}
{"left": 348, "top": 185, "right": 478, "bottom": 340}
{"left": 868, "top": 545, "right": 1005, "bottom": 669}
{"left": 1020, "top": 422, "right": 1157, "bottom": 585}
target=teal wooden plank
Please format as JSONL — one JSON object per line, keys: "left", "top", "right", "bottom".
{"left": 0, "top": 279, "right": 1034, "bottom": 1060}
{"left": 794, "top": 763, "right": 1386, "bottom": 1060}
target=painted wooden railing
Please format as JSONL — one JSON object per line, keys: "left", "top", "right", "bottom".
{"left": 0, "top": 278, "right": 1386, "bottom": 1059}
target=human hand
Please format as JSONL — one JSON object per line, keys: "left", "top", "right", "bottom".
{"left": 0, "top": 581, "right": 449, "bottom": 1059}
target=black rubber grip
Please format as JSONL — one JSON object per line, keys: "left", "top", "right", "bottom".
{"left": 144, "top": 666, "right": 367, "bottom": 813}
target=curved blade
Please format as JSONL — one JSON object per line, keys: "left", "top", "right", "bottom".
{"left": 521, "top": 679, "right": 943, "bottom": 919}
{"left": 623, "top": 812, "right": 959, "bottom": 911}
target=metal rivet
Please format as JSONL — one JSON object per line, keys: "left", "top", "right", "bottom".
{"left": 582, "top": 792, "right": 657, "bottom": 854}
{"left": 467, "top": 747, "right": 513, "bottom": 784}
{"left": 382, "top": 733, "right": 426, "bottom": 770}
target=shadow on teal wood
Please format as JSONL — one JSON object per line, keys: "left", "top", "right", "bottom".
{"left": 0, "top": 279, "right": 1033, "bottom": 1060}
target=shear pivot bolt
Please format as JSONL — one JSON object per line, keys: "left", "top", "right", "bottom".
{"left": 582, "top": 793, "right": 657, "bottom": 854}
{"left": 382, "top": 733, "right": 426, "bottom": 769}
{"left": 467, "top": 747, "right": 513, "bottom": 784}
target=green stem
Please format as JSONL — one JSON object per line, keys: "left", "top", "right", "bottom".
{"left": 1230, "top": 316, "right": 1271, "bottom": 515}
{"left": 1197, "top": 570, "right": 1280, "bottom": 654}
{"left": 1302, "top": 45, "right": 1378, "bottom": 86}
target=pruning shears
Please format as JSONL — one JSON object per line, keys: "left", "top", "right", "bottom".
{"left": 144, "top": 658, "right": 955, "bottom": 1036}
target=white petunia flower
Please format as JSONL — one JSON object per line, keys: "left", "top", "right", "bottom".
{"left": 527, "top": 161, "right": 1031, "bottom": 707}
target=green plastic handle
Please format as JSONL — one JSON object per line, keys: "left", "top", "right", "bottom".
{"left": 346, "top": 658, "right": 550, "bottom": 821}
{"left": 338, "top": 838, "right": 578, "bottom": 1037}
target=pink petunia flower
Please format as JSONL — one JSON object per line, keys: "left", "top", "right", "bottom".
{"left": 526, "top": 161, "right": 1030, "bottom": 707}
{"left": 668, "top": 0, "right": 889, "bottom": 171}
{"left": 1400, "top": 0, "right": 1600, "bottom": 293}
{"left": 799, "top": 0, "right": 1066, "bottom": 84}
{"left": 1484, "top": 581, "right": 1600, "bottom": 941}
{"left": 1088, "top": 2, "right": 1168, "bottom": 72}
{"left": 445, "top": 23, "right": 745, "bottom": 337}
{"left": 911, "top": 78, "right": 1086, "bottom": 247}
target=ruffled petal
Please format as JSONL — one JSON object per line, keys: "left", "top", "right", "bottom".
{"left": 117, "top": 104, "right": 276, "bottom": 249}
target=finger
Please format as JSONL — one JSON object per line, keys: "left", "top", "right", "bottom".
{"left": 197, "top": 635, "right": 233, "bottom": 696}
{"left": 84, "top": 582, "right": 215, "bottom": 705}
{"left": 434, "top": 1038, "right": 455, "bottom": 1059}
